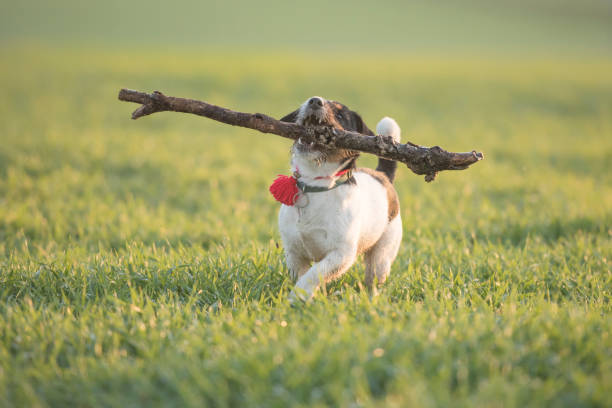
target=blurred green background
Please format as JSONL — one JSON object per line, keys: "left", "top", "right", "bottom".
{"left": 2, "top": 0, "right": 612, "bottom": 54}
{"left": 1, "top": 1, "right": 611, "bottom": 407}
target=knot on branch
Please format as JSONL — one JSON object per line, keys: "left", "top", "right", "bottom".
{"left": 125, "top": 90, "right": 170, "bottom": 120}
{"left": 375, "top": 135, "right": 398, "bottom": 154}
{"left": 427, "top": 145, "right": 449, "bottom": 165}
{"left": 424, "top": 172, "right": 438, "bottom": 182}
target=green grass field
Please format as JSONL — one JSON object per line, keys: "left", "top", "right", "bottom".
{"left": 0, "top": 48, "right": 610, "bottom": 407}
{"left": 1, "top": 1, "right": 612, "bottom": 406}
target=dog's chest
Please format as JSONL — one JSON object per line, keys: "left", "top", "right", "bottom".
{"left": 280, "top": 189, "right": 354, "bottom": 260}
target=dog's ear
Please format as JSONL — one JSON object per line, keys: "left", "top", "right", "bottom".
{"left": 330, "top": 101, "right": 375, "bottom": 136}
{"left": 279, "top": 109, "right": 299, "bottom": 123}
{"left": 347, "top": 110, "right": 375, "bottom": 136}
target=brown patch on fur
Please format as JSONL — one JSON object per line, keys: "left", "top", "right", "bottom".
{"left": 357, "top": 239, "right": 374, "bottom": 256}
{"left": 323, "top": 148, "right": 359, "bottom": 164}
{"left": 356, "top": 168, "right": 400, "bottom": 221}
{"left": 302, "top": 114, "right": 343, "bottom": 130}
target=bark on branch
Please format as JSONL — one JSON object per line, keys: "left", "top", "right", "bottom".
{"left": 118, "top": 89, "right": 483, "bottom": 181}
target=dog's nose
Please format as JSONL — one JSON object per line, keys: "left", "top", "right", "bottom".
{"left": 308, "top": 97, "right": 323, "bottom": 108}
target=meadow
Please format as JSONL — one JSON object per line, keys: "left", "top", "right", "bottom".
{"left": 1, "top": 0, "right": 612, "bottom": 404}
{"left": 0, "top": 46, "right": 609, "bottom": 407}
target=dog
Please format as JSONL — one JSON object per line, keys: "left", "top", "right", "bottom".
{"left": 274, "top": 96, "right": 402, "bottom": 301}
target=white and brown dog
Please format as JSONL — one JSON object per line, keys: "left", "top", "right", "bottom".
{"left": 274, "top": 96, "right": 402, "bottom": 301}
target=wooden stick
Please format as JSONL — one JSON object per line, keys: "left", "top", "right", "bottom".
{"left": 118, "top": 89, "right": 483, "bottom": 181}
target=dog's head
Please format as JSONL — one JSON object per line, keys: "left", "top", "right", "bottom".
{"left": 280, "top": 96, "right": 374, "bottom": 163}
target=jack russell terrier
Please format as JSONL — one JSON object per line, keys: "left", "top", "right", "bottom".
{"left": 271, "top": 96, "right": 402, "bottom": 302}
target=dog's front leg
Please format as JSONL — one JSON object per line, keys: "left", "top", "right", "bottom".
{"left": 285, "top": 250, "right": 311, "bottom": 282}
{"left": 289, "top": 248, "right": 356, "bottom": 302}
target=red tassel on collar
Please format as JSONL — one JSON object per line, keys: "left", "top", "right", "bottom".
{"left": 269, "top": 175, "right": 299, "bottom": 206}
{"left": 269, "top": 168, "right": 352, "bottom": 206}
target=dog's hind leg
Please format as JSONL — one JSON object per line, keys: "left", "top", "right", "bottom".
{"left": 364, "top": 216, "right": 402, "bottom": 291}
{"left": 290, "top": 248, "right": 356, "bottom": 302}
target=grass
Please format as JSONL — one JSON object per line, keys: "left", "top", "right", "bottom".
{"left": 0, "top": 46, "right": 611, "bottom": 407}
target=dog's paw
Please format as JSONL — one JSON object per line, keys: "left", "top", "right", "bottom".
{"left": 288, "top": 287, "right": 310, "bottom": 305}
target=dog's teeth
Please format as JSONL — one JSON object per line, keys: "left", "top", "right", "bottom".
{"left": 298, "top": 138, "right": 303, "bottom": 144}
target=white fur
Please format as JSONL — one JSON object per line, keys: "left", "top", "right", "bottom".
{"left": 295, "top": 97, "right": 326, "bottom": 125}
{"left": 376, "top": 117, "right": 401, "bottom": 142}
{"left": 279, "top": 116, "right": 403, "bottom": 302}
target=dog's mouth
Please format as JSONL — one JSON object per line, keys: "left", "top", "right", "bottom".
{"left": 293, "top": 137, "right": 325, "bottom": 156}
{"left": 292, "top": 97, "right": 359, "bottom": 163}
{"left": 301, "top": 113, "right": 328, "bottom": 126}
{"left": 293, "top": 136, "right": 357, "bottom": 164}
{"left": 294, "top": 108, "right": 336, "bottom": 156}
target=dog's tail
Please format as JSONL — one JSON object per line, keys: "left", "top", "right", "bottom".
{"left": 375, "top": 117, "right": 401, "bottom": 183}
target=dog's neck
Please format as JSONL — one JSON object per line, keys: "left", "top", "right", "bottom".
{"left": 291, "top": 151, "right": 352, "bottom": 189}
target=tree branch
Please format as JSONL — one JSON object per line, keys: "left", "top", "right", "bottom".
{"left": 118, "top": 89, "right": 483, "bottom": 181}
